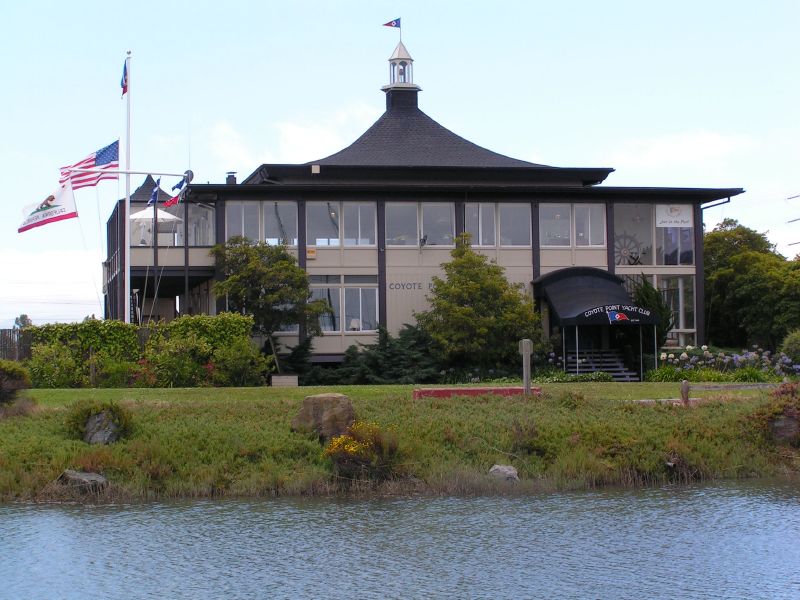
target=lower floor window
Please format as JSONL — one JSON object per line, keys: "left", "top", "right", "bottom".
{"left": 310, "top": 275, "right": 378, "bottom": 333}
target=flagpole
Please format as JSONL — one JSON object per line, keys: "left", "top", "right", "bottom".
{"left": 124, "top": 51, "right": 132, "bottom": 324}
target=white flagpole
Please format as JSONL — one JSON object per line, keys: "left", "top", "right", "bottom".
{"left": 124, "top": 51, "right": 132, "bottom": 323}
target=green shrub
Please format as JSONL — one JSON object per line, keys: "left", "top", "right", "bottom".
{"left": 146, "top": 313, "right": 254, "bottom": 355}
{"left": 323, "top": 421, "right": 402, "bottom": 481}
{"left": 0, "top": 359, "right": 30, "bottom": 404}
{"left": 29, "top": 319, "right": 139, "bottom": 362}
{"left": 780, "top": 330, "right": 800, "bottom": 365}
{"left": 211, "top": 337, "right": 272, "bottom": 387}
{"left": 145, "top": 332, "right": 213, "bottom": 387}
{"left": 88, "top": 352, "right": 138, "bottom": 388}
{"left": 64, "top": 399, "right": 133, "bottom": 441}
{"left": 730, "top": 366, "right": 769, "bottom": 383}
{"left": 26, "top": 342, "right": 83, "bottom": 388}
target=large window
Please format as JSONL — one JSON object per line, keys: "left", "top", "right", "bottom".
{"left": 498, "top": 204, "right": 531, "bottom": 246}
{"left": 539, "top": 203, "right": 605, "bottom": 248}
{"left": 659, "top": 275, "right": 695, "bottom": 346}
{"left": 310, "top": 274, "right": 378, "bottom": 333}
{"left": 465, "top": 203, "right": 495, "bottom": 246}
{"left": 226, "top": 201, "right": 259, "bottom": 241}
{"left": 421, "top": 203, "right": 455, "bottom": 246}
{"left": 385, "top": 203, "right": 418, "bottom": 246}
{"left": 539, "top": 204, "right": 571, "bottom": 246}
{"left": 264, "top": 201, "right": 298, "bottom": 246}
{"left": 307, "top": 202, "right": 341, "bottom": 247}
{"left": 613, "top": 203, "right": 654, "bottom": 265}
{"left": 342, "top": 203, "right": 376, "bottom": 246}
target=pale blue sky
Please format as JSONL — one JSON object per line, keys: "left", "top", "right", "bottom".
{"left": 1, "top": 1, "right": 798, "bottom": 326}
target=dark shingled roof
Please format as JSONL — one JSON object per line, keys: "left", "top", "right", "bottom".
{"left": 122, "top": 174, "right": 174, "bottom": 204}
{"left": 311, "top": 93, "right": 548, "bottom": 168}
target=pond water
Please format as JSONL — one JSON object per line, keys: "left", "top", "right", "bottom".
{"left": 1, "top": 480, "right": 799, "bottom": 599}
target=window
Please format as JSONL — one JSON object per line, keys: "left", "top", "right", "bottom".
{"left": 613, "top": 203, "right": 653, "bottom": 265}
{"left": 657, "top": 227, "right": 694, "bottom": 265}
{"left": 465, "top": 203, "right": 495, "bottom": 246}
{"left": 498, "top": 204, "right": 531, "bottom": 246}
{"left": 539, "top": 203, "right": 605, "bottom": 248}
{"left": 310, "top": 274, "right": 378, "bottom": 333}
{"left": 307, "top": 202, "right": 340, "bottom": 246}
{"left": 264, "top": 201, "right": 297, "bottom": 246}
{"left": 421, "top": 203, "right": 455, "bottom": 246}
{"left": 226, "top": 201, "right": 259, "bottom": 241}
{"left": 574, "top": 204, "right": 605, "bottom": 246}
{"left": 343, "top": 203, "right": 376, "bottom": 246}
{"left": 187, "top": 203, "right": 215, "bottom": 246}
{"left": 539, "top": 204, "right": 571, "bottom": 246}
{"left": 385, "top": 203, "right": 417, "bottom": 245}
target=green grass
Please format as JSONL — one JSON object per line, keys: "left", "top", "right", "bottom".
{"left": 0, "top": 383, "right": 794, "bottom": 502}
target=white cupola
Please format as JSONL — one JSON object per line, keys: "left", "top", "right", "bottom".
{"left": 383, "top": 41, "right": 420, "bottom": 90}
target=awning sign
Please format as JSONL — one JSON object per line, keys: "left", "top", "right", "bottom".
{"left": 582, "top": 304, "right": 652, "bottom": 325}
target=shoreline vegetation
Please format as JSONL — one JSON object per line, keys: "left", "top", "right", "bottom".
{"left": 1, "top": 383, "right": 798, "bottom": 503}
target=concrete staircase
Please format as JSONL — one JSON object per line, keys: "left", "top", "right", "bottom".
{"left": 564, "top": 349, "right": 640, "bottom": 382}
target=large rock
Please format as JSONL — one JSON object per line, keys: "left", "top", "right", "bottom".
{"left": 291, "top": 393, "right": 356, "bottom": 443}
{"left": 57, "top": 469, "right": 108, "bottom": 493}
{"left": 489, "top": 464, "right": 520, "bottom": 482}
{"left": 769, "top": 407, "right": 800, "bottom": 446}
{"left": 84, "top": 410, "right": 120, "bottom": 445}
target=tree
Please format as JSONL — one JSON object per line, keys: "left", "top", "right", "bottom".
{"left": 631, "top": 277, "right": 674, "bottom": 349}
{"left": 210, "top": 236, "right": 329, "bottom": 367}
{"left": 704, "top": 219, "right": 783, "bottom": 347}
{"left": 13, "top": 314, "right": 32, "bottom": 330}
{"left": 415, "top": 234, "right": 546, "bottom": 369}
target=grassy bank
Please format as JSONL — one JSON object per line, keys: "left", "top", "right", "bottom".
{"left": 0, "top": 383, "right": 797, "bottom": 501}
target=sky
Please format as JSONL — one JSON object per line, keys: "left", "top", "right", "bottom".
{"left": 1, "top": 1, "right": 798, "bottom": 327}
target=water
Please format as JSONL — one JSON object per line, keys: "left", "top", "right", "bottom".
{"left": 1, "top": 480, "right": 799, "bottom": 599}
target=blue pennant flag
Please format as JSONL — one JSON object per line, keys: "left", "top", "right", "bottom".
{"left": 383, "top": 18, "right": 400, "bottom": 28}
{"left": 147, "top": 177, "right": 161, "bottom": 206}
{"left": 171, "top": 178, "right": 186, "bottom": 192}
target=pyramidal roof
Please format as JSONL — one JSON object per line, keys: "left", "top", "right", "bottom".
{"left": 311, "top": 100, "right": 548, "bottom": 168}
{"left": 310, "top": 41, "right": 549, "bottom": 169}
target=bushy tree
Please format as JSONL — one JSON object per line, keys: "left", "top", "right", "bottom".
{"left": 705, "top": 219, "right": 788, "bottom": 348}
{"left": 13, "top": 314, "right": 32, "bottom": 330}
{"left": 211, "top": 236, "right": 329, "bottom": 367}
{"left": 415, "top": 234, "right": 545, "bottom": 369}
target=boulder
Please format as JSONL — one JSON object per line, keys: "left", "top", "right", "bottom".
{"left": 84, "top": 410, "right": 120, "bottom": 445}
{"left": 57, "top": 469, "right": 108, "bottom": 493}
{"left": 489, "top": 464, "right": 519, "bottom": 482}
{"left": 769, "top": 407, "right": 800, "bottom": 445}
{"left": 291, "top": 393, "right": 356, "bottom": 443}
{"left": 680, "top": 380, "right": 690, "bottom": 405}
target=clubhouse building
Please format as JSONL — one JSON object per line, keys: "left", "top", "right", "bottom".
{"left": 104, "top": 41, "right": 743, "bottom": 373}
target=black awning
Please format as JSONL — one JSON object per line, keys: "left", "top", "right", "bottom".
{"left": 534, "top": 267, "right": 659, "bottom": 326}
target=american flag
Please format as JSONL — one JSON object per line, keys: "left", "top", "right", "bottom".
{"left": 59, "top": 140, "right": 120, "bottom": 190}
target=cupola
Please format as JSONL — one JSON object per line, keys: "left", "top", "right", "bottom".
{"left": 381, "top": 41, "right": 421, "bottom": 110}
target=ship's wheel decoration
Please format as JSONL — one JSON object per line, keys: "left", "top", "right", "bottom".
{"left": 614, "top": 233, "right": 642, "bottom": 265}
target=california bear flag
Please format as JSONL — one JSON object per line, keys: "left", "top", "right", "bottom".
{"left": 18, "top": 181, "right": 78, "bottom": 233}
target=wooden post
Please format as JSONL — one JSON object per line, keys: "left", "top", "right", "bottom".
{"left": 519, "top": 338, "right": 533, "bottom": 396}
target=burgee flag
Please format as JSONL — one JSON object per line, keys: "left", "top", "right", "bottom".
{"left": 147, "top": 177, "right": 161, "bottom": 206}
{"left": 19, "top": 181, "right": 78, "bottom": 233}
{"left": 59, "top": 141, "right": 119, "bottom": 190}
{"left": 383, "top": 18, "right": 401, "bottom": 28}
{"left": 121, "top": 60, "right": 128, "bottom": 96}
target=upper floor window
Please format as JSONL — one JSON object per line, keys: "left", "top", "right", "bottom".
{"left": 307, "top": 202, "right": 341, "bottom": 247}
{"left": 342, "top": 203, "right": 376, "bottom": 246}
{"left": 226, "top": 201, "right": 259, "bottom": 241}
{"left": 421, "top": 203, "right": 455, "bottom": 246}
{"left": 465, "top": 203, "right": 496, "bottom": 246}
{"left": 307, "top": 201, "right": 377, "bottom": 247}
{"left": 386, "top": 203, "right": 418, "bottom": 246}
{"left": 264, "top": 201, "right": 298, "bottom": 246}
{"left": 539, "top": 203, "right": 605, "bottom": 248}
{"left": 498, "top": 203, "right": 531, "bottom": 246}
{"left": 614, "top": 203, "right": 694, "bottom": 266}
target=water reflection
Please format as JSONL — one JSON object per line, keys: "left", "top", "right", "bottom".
{"left": 1, "top": 480, "right": 799, "bottom": 599}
